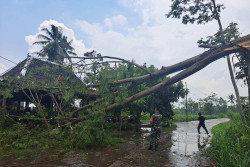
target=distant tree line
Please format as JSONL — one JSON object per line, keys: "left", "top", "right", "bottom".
{"left": 175, "top": 92, "right": 249, "bottom": 115}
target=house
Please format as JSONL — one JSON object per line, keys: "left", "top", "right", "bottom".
{"left": 0, "top": 56, "right": 96, "bottom": 114}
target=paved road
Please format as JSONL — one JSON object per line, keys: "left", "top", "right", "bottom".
{"left": 170, "top": 118, "right": 230, "bottom": 167}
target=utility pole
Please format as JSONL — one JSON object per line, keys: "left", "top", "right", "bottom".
{"left": 185, "top": 82, "right": 188, "bottom": 122}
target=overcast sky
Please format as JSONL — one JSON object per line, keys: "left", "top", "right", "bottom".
{"left": 0, "top": 0, "right": 249, "bottom": 101}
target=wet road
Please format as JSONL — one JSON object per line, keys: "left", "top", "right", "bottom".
{"left": 170, "top": 118, "right": 229, "bottom": 167}
{"left": 106, "top": 118, "right": 230, "bottom": 167}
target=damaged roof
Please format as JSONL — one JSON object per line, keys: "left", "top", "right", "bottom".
{"left": 1, "top": 56, "right": 84, "bottom": 86}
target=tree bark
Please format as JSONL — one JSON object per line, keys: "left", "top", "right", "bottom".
{"left": 227, "top": 56, "right": 245, "bottom": 122}
{"left": 211, "top": 0, "right": 244, "bottom": 121}
{"left": 69, "top": 34, "right": 250, "bottom": 113}
{"left": 105, "top": 48, "right": 241, "bottom": 112}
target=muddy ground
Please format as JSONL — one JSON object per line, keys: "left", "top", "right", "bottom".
{"left": 1, "top": 118, "right": 229, "bottom": 167}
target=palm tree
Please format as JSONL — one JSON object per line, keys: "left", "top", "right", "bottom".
{"left": 228, "top": 94, "right": 236, "bottom": 107}
{"left": 33, "top": 24, "right": 76, "bottom": 64}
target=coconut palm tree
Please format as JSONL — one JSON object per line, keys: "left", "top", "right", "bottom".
{"left": 228, "top": 94, "right": 236, "bottom": 107}
{"left": 33, "top": 24, "right": 76, "bottom": 64}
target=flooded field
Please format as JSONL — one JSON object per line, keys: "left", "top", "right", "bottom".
{"left": 1, "top": 118, "right": 229, "bottom": 167}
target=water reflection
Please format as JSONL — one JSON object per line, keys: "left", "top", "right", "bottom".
{"left": 170, "top": 118, "right": 229, "bottom": 167}
{"left": 197, "top": 135, "right": 209, "bottom": 151}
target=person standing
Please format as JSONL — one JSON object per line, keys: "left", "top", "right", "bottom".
{"left": 197, "top": 112, "right": 210, "bottom": 136}
{"left": 148, "top": 108, "right": 162, "bottom": 151}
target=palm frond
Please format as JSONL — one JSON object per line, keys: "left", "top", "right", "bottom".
{"left": 41, "top": 27, "right": 53, "bottom": 38}
{"left": 68, "top": 51, "right": 77, "bottom": 56}
{"left": 63, "top": 52, "right": 72, "bottom": 63}
{"left": 32, "top": 41, "right": 49, "bottom": 45}
{"left": 37, "top": 34, "right": 51, "bottom": 41}
{"left": 33, "top": 24, "right": 76, "bottom": 64}
{"left": 68, "top": 39, "right": 73, "bottom": 45}
{"left": 33, "top": 51, "right": 46, "bottom": 57}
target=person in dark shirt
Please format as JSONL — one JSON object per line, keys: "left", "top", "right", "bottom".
{"left": 197, "top": 112, "right": 209, "bottom": 136}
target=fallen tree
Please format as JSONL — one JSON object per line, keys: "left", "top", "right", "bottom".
{"left": 82, "top": 34, "right": 250, "bottom": 88}
{"left": 70, "top": 34, "right": 250, "bottom": 113}
{"left": 104, "top": 47, "right": 243, "bottom": 112}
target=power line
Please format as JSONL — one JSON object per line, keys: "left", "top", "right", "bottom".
{"left": 0, "top": 56, "right": 17, "bottom": 64}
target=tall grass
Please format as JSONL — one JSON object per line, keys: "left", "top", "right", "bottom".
{"left": 207, "top": 111, "right": 250, "bottom": 167}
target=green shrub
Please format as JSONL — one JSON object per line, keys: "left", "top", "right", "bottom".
{"left": 104, "top": 121, "right": 135, "bottom": 131}
{"left": 226, "top": 110, "right": 241, "bottom": 121}
{"left": 140, "top": 113, "right": 150, "bottom": 121}
{"left": 0, "top": 119, "right": 126, "bottom": 159}
{"left": 207, "top": 120, "right": 250, "bottom": 167}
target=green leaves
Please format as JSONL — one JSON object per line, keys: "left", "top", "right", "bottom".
{"left": 198, "top": 22, "right": 240, "bottom": 46}
{"left": 167, "top": 0, "right": 225, "bottom": 25}
{"left": 63, "top": 90, "right": 73, "bottom": 102}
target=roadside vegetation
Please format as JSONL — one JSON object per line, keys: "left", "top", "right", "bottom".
{"left": 0, "top": 117, "right": 127, "bottom": 160}
{"left": 0, "top": 114, "right": 177, "bottom": 163}
{"left": 207, "top": 111, "right": 250, "bottom": 167}
{"left": 172, "top": 113, "right": 225, "bottom": 122}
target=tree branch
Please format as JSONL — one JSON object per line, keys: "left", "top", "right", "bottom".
{"left": 104, "top": 47, "right": 241, "bottom": 112}
{"left": 86, "top": 34, "right": 250, "bottom": 88}
{"left": 69, "top": 55, "right": 152, "bottom": 74}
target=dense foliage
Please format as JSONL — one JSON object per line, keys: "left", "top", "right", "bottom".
{"left": 0, "top": 117, "right": 126, "bottom": 159}
{"left": 207, "top": 111, "right": 250, "bottom": 167}
{"left": 167, "top": 0, "right": 225, "bottom": 24}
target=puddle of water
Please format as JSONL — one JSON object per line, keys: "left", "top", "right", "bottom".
{"left": 141, "top": 127, "right": 151, "bottom": 139}
{"left": 170, "top": 118, "right": 229, "bottom": 167}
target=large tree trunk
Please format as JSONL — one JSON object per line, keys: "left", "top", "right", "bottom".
{"left": 105, "top": 48, "right": 241, "bottom": 112}
{"left": 227, "top": 55, "right": 245, "bottom": 122}
{"left": 88, "top": 34, "right": 250, "bottom": 88}
{"left": 103, "top": 34, "right": 250, "bottom": 112}
{"left": 211, "top": 0, "right": 245, "bottom": 122}
{"left": 72, "top": 34, "right": 250, "bottom": 115}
